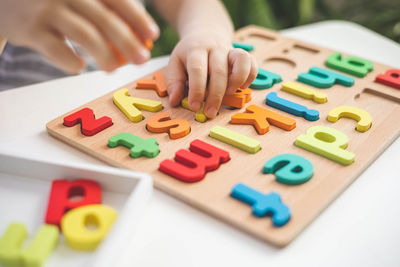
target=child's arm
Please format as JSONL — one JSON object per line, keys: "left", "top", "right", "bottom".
{"left": 0, "top": 0, "right": 159, "bottom": 73}
{"left": 151, "top": 0, "right": 258, "bottom": 118}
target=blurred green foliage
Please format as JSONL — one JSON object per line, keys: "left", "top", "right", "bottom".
{"left": 147, "top": 0, "right": 400, "bottom": 57}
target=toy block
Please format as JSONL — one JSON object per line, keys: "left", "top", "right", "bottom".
{"left": 209, "top": 126, "right": 261, "bottom": 154}
{"left": 327, "top": 106, "right": 372, "bottom": 132}
{"left": 136, "top": 71, "right": 167, "bottom": 97}
{"left": 0, "top": 223, "right": 58, "bottom": 267}
{"left": 63, "top": 108, "right": 113, "bottom": 136}
{"left": 61, "top": 204, "right": 117, "bottom": 251}
{"left": 263, "top": 154, "right": 313, "bottom": 185}
{"left": 266, "top": 92, "right": 319, "bottom": 121}
{"left": 231, "top": 104, "right": 296, "bottom": 135}
{"left": 108, "top": 132, "right": 159, "bottom": 158}
{"left": 0, "top": 223, "right": 27, "bottom": 266}
{"left": 113, "top": 88, "right": 162, "bottom": 122}
{"left": 281, "top": 81, "right": 327, "bottom": 104}
{"left": 298, "top": 66, "right": 355, "bottom": 88}
{"left": 230, "top": 183, "right": 290, "bottom": 227}
{"left": 159, "top": 139, "right": 230, "bottom": 183}
{"left": 326, "top": 52, "right": 373, "bottom": 78}
{"left": 232, "top": 42, "right": 254, "bottom": 52}
{"left": 221, "top": 88, "right": 252, "bottom": 108}
{"left": 146, "top": 112, "right": 190, "bottom": 139}
{"left": 375, "top": 69, "right": 400, "bottom": 89}
{"left": 45, "top": 179, "right": 102, "bottom": 227}
{"left": 250, "top": 68, "right": 282, "bottom": 89}
{"left": 181, "top": 97, "right": 208, "bottom": 122}
{"left": 295, "top": 126, "right": 355, "bottom": 165}
{"left": 22, "top": 225, "right": 59, "bottom": 267}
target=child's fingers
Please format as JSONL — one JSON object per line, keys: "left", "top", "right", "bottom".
{"left": 186, "top": 50, "right": 208, "bottom": 111}
{"left": 205, "top": 48, "right": 229, "bottom": 118}
{"left": 103, "top": 0, "right": 159, "bottom": 41}
{"left": 51, "top": 8, "right": 118, "bottom": 71}
{"left": 227, "top": 48, "right": 251, "bottom": 94}
{"left": 241, "top": 55, "right": 258, "bottom": 89}
{"left": 167, "top": 55, "right": 186, "bottom": 107}
{"left": 68, "top": 0, "right": 149, "bottom": 64}
{"left": 34, "top": 32, "right": 85, "bottom": 74}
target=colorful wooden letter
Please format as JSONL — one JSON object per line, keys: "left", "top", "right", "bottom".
{"left": 146, "top": 112, "right": 190, "bottom": 139}
{"left": 113, "top": 88, "right": 162, "bottom": 122}
{"left": 221, "top": 88, "right": 252, "bottom": 108}
{"left": 63, "top": 107, "right": 113, "bottom": 136}
{"left": 295, "top": 126, "right": 355, "bottom": 165}
{"left": 45, "top": 179, "right": 102, "bottom": 227}
{"left": 250, "top": 68, "right": 282, "bottom": 89}
{"left": 282, "top": 81, "right": 327, "bottom": 103}
{"left": 209, "top": 126, "right": 261, "bottom": 154}
{"left": 159, "top": 139, "right": 230, "bottom": 183}
{"left": 181, "top": 97, "right": 207, "bottom": 122}
{"left": 326, "top": 52, "right": 373, "bottom": 78}
{"left": 375, "top": 69, "right": 400, "bottom": 89}
{"left": 232, "top": 42, "right": 254, "bottom": 52}
{"left": 136, "top": 71, "right": 167, "bottom": 97}
{"left": 298, "top": 66, "right": 355, "bottom": 88}
{"left": 22, "top": 225, "right": 59, "bottom": 267}
{"left": 0, "top": 223, "right": 58, "bottom": 267}
{"left": 61, "top": 204, "right": 117, "bottom": 251}
{"left": 263, "top": 154, "right": 313, "bottom": 185}
{"left": 266, "top": 92, "right": 319, "bottom": 121}
{"left": 231, "top": 104, "right": 296, "bottom": 134}
{"left": 230, "top": 183, "right": 290, "bottom": 227}
{"left": 108, "top": 132, "right": 159, "bottom": 158}
{"left": 327, "top": 106, "right": 372, "bottom": 132}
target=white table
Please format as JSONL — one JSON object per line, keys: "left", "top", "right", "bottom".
{"left": 1, "top": 21, "right": 400, "bottom": 267}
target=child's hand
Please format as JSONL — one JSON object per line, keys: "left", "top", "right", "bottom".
{"left": 167, "top": 31, "right": 258, "bottom": 119}
{"left": 0, "top": 0, "right": 159, "bottom": 73}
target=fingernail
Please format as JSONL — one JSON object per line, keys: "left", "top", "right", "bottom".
{"left": 134, "top": 49, "right": 150, "bottom": 64}
{"left": 149, "top": 23, "right": 160, "bottom": 39}
{"left": 206, "top": 107, "right": 218, "bottom": 118}
{"left": 190, "top": 101, "right": 202, "bottom": 111}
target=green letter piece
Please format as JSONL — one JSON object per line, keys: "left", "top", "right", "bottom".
{"left": 108, "top": 132, "right": 160, "bottom": 158}
{"left": 326, "top": 52, "right": 373, "bottom": 78}
{"left": 232, "top": 42, "right": 254, "bottom": 52}
{"left": 250, "top": 68, "right": 282, "bottom": 90}
{"left": 263, "top": 154, "right": 313, "bottom": 185}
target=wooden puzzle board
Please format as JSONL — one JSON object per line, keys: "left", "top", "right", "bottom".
{"left": 46, "top": 26, "right": 400, "bottom": 247}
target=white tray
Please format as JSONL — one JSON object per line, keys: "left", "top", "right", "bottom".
{"left": 0, "top": 153, "right": 152, "bottom": 267}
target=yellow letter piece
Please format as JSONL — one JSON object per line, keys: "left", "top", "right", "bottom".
{"left": 327, "top": 106, "right": 372, "bottom": 132}
{"left": 0, "top": 223, "right": 27, "bottom": 266}
{"left": 282, "top": 81, "right": 327, "bottom": 104}
{"left": 61, "top": 205, "right": 117, "bottom": 251}
{"left": 181, "top": 97, "right": 207, "bottom": 123}
{"left": 113, "top": 88, "right": 162, "bottom": 122}
{"left": 295, "top": 126, "right": 355, "bottom": 165}
{"left": 209, "top": 126, "right": 261, "bottom": 154}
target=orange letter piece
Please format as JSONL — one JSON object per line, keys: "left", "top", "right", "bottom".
{"left": 221, "top": 88, "right": 252, "bottom": 108}
{"left": 146, "top": 112, "right": 191, "bottom": 139}
{"left": 231, "top": 104, "right": 296, "bottom": 134}
{"left": 136, "top": 71, "right": 167, "bottom": 97}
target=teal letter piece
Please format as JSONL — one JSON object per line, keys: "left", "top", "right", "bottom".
{"left": 250, "top": 68, "right": 282, "bottom": 89}
{"left": 298, "top": 66, "right": 354, "bottom": 88}
{"left": 232, "top": 42, "right": 254, "bottom": 52}
{"left": 326, "top": 52, "right": 373, "bottom": 78}
{"left": 263, "top": 154, "right": 313, "bottom": 185}
{"left": 230, "top": 183, "right": 290, "bottom": 227}
{"left": 108, "top": 132, "right": 160, "bottom": 158}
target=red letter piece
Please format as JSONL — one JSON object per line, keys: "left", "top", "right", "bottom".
{"left": 45, "top": 179, "right": 102, "bottom": 227}
{"left": 63, "top": 108, "right": 113, "bottom": 136}
{"left": 375, "top": 69, "right": 400, "bottom": 89}
{"left": 159, "top": 139, "right": 230, "bottom": 183}
{"left": 136, "top": 71, "right": 167, "bottom": 97}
